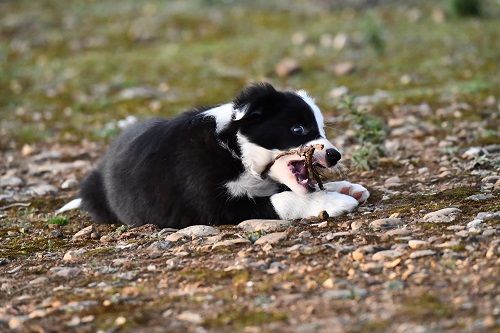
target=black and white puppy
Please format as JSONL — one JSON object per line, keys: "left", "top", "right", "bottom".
{"left": 58, "top": 83, "right": 369, "bottom": 228}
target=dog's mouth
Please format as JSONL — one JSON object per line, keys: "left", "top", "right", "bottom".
{"left": 288, "top": 160, "right": 326, "bottom": 191}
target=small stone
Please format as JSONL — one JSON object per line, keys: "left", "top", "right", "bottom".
{"left": 61, "top": 178, "right": 78, "bottom": 189}
{"left": 462, "top": 147, "right": 483, "bottom": 159}
{"left": 254, "top": 232, "right": 287, "bottom": 245}
{"left": 360, "top": 262, "right": 383, "bottom": 273}
{"left": 475, "top": 211, "right": 500, "bottom": 221}
{"left": 482, "top": 229, "right": 496, "bottom": 237}
{"left": 322, "top": 288, "right": 366, "bottom": 300}
{"left": 50, "top": 266, "right": 82, "bottom": 278}
{"left": 298, "top": 231, "right": 311, "bottom": 239}
{"left": 329, "top": 86, "right": 349, "bottom": 99}
{"left": 318, "top": 210, "right": 329, "bottom": 220}
{"left": 333, "top": 33, "right": 348, "bottom": 50}
{"left": 322, "top": 278, "right": 335, "bottom": 288}
{"left": 351, "top": 221, "right": 364, "bottom": 231}
{"left": 422, "top": 208, "right": 461, "bottom": 223}
{"left": 352, "top": 249, "right": 364, "bottom": 261}
{"left": 384, "top": 176, "right": 401, "bottom": 188}
{"left": 408, "top": 240, "right": 430, "bottom": 249}
{"left": 148, "top": 240, "right": 172, "bottom": 251}
{"left": 384, "top": 258, "right": 402, "bottom": 269}
{"left": 63, "top": 249, "right": 86, "bottom": 262}
{"left": 384, "top": 228, "right": 411, "bottom": 237}
{"left": 176, "top": 225, "right": 220, "bottom": 238}
{"left": 325, "top": 231, "right": 350, "bottom": 240}
{"left": 372, "top": 250, "right": 403, "bottom": 261}
{"left": 410, "top": 250, "right": 436, "bottom": 259}
{"left": 212, "top": 238, "right": 251, "bottom": 249}
{"left": 435, "top": 240, "right": 460, "bottom": 248}
{"left": 331, "top": 62, "right": 355, "bottom": 76}
{"left": 29, "top": 276, "right": 48, "bottom": 285}
{"left": 369, "top": 218, "right": 403, "bottom": 230}
{"left": 29, "top": 184, "right": 58, "bottom": 196}
{"left": 9, "top": 316, "right": 28, "bottom": 330}
{"left": 177, "top": 311, "right": 203, "bottom": 324}
{"left": 166, "top": 233, "right": 187, "bottom": 242}
{"left": 456, "top": 230, "right": 469, "bottom": 238}
{"left": 238, "top": 219, "right": 292, "bottom": 233}
{"left": 100, "top": 235, "right": 114, "bottom": 243}
{"left": 72, "top": 225, "right": 94, "bottom": 241}
{"left": 115, "top": 316, "right": 127, "bottom": 326}
{"left": 486, "top": 242, "right": 498, "bottom": 259}
{"left": 466, "top": 194, "right": 494, "bottom": 201}
{"left": 275, "top": 58, "right": 300, "bottom": 77}
{"left": 21, "top": 144, "right": 35, "bottom": 156}
{"left": 0, "top": 258, "right": 10, "bottom": 265}
{"left": 0, "top": 176, "right": 23, "bottom": 188}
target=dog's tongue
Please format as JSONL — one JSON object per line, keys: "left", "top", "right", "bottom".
{"left": 290, "top": 160, "right": 308, "bottom": 183}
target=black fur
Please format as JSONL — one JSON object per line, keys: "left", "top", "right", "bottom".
{"left": 80, "top": 83, "right": 321, "bottom": 228}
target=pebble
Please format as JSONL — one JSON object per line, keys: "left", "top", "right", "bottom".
{"left": 61, "top": 178, "right": 78, "bottom": 189}
{"left": 212, "top": 238, "right": 251, "bottom": 249}
{"left": 369, "top": 218, "right": 403, "bottom": 230}
{"left": 50, "top": 266, "right": 82, "bottom": 278}
{"left": 177, "top": 311, "right": 203, "bottom": 324}
{"left": 372, "top": 250, "right": 403, "bottom": 261}
{"left": 410, "top": 250, "right": 436, "bottom": 259}
{"left": 466, "top": 194, "right": 494, "bottom": 201}
{"left": 422, "top": 208, "right": 461, "bottom": 223}
{"left": 331, "top": 61, "right": 355, "bottom": 76}
{"left": 475, "top": 211, "right": 500, "bottom": 220}
{"left": 275, "top": 58, "right": 300, "bottom": 78}
{"left": 28, "top": 184, "right": 58, "bottom": 196}
{"left": 176, "top": 225, "right": 220, "bottom": 238}
{"left": 72, "top": 226, "right": 94, "bottom": 241}
{"left": 408, "top": 240, "right": 430, "bottom": 249}
{"left": 29, "top": 276, "right": 48, "bottom": 285}
{"left": 322, "top": 288, "right": 367, "bottom": 300}
{"left": 325, "top": 231, "right": 350, "bottom": 240}
{"left": 238, "top": 219, "right": 292, "bottom": 233}
{"left": 456, "top": 230, "right": 469, "bottom": 238}
{"left": 254, "top": 232, "right": 287, "bottom": 245}
{"left": 360, "top": 262, "right": 383, "bottom": 274}
{"left": 0, "top": 176, "right": 23, "bottom": 188}
{"left": 350, "top": 221, "right": 364, "bottom": 231}
{"left": 482, "top": 229, "right": 496, "bottom": 237}
{"left": 384, "top": 228, "right": 412, "bottom": 237}
{"left": 63, "top": 249, "right": 87, "bottom": 262}
{"left": 435, "top": 240, "right": 460, "bottom": 248}
{"left": 166, "top": 233, "right": 187, "bottom": 242}
{"left": 384, "top": 176, "right": 401, "bottom": 188}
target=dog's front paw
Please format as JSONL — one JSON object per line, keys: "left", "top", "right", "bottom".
{"left": 323, "top": 181, "right": 370, "bottom": 203}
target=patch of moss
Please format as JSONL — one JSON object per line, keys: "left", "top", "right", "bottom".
{"left": 205, "top": 308, "right": 287, "bottom": 329}
{"left": 400, "top": 294, "right": 454, "bottom": 321}
{"left": 48, "top": 215, "right": 69, "bottom": 226}
{"left": 355, "top": 319, "right": 391, "bottom": 333}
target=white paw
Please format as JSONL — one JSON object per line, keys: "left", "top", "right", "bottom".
{"left": 270, "top": 190, "right": 359, "bottom": 220}
{"left": 323, "top": 181, "right": 370, "bottom": 203}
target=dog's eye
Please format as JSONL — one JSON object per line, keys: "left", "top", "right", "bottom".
{"left": 291, "top": 124, "right": 307, "bottom": 135}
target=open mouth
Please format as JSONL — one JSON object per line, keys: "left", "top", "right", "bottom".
{"left": 288, "top": 160, "right": 325, "bottom": 191}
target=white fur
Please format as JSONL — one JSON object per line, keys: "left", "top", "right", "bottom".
{"left": 295, "top": 90, "right": 326, "bottom": 137}
{"left": 56, "top": 198, "right": 82, "bottom": 214}
{"left": 270, "top": 190, "right": 359, "bottom": 219}
{"left": 202, "top": 103, "right": 234, "bottom": 133}
{"left": 323, "top": 181, "right": 370, "bottom": 203}
{"left": 225, "top": 172, "right": 279, "bottom": 198}
{"left": 237, "top": 132, "right": 275, "bottom": 176}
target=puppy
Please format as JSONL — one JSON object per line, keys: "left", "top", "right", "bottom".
{"left": 58, "top": 83, "right": 369, "bottom": 228}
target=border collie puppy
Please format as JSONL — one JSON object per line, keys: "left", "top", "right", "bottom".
{"left": 58, "top": 83, "right": 369, "bottom": 228}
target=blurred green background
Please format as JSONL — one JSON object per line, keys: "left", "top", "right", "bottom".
{"left": 1, "top": 0, "right": 499, "bottom": 150}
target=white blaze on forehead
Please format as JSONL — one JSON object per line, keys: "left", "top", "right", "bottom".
{"left": 295, "top": 90, "right": 326, "bottom": 137}
{"left": 202, "top": 103, "right": 234, "bottom": 132}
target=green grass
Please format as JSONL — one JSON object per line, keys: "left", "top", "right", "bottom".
{"left": 1, "top": 0, "right": 499, "bottom": 149}
{"left": 48, "top": 215, "right": 69, "bottom": 226}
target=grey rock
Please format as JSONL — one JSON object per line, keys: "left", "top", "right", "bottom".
{"left": 72, "top": 226, "right": 94, "bottom": 241}
{"left": 384, "top": 176, "right": 401, "bottom": 188}
{"left": 29, "top": 276, "right": 49, "bottom": 285}
{"left": 212, "top": 238, "right": 251, "bottom": 249}
{"left": 238, "top": 219, "right": 292, "bottom": 233}
{"left": 325, "top": 231, "right": 350, "bottom": 240}
{"left": 61, "top": 178, "right": 78, "bottom": 189}
{"left": 148, "top": 240, "right": 172, "bottom": 251}
{"left": 385, "top": 228, "right": 412, "bottom": 237}
{"left": 466, "top": 194, "right": 494, "bottom": 201}
{"left": 322, "top": 288, "right": 367, "bottom": 300}
{"left": 475, "top": 211, "right": 500, "bottom": 221}
{"left": 28, "top": 184, "right": 58, "bottom": 196}
{"left": 422, "top": 208, "right": 461, "bottom": 223}
{"left": 254, "top": 232, "right": 287, "bottom": 245}
{"left": 369, "top": 218, "right": 403, "bottom": 230}
{"left": 410, "top": 250, "right": 436, "bottom": 259}
{"left": 0, "top": 176, "right": 23, "bottom": 188}
{"left": 372, "top": 250, "right": 404, "bottom": 261}
{"left": 176, "top": 225, "right": 219, "bottom": 238}
{"left": 50, "top": 266, "right": 82, "bottom": 278}
{"left": 408, "top": 240, "right": 430, "bottom": 249}
{"left": 351, "top": 220, "right": 364, "bottom": 231}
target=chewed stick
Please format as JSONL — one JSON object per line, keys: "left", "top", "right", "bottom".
{"left": 261, "top": 144, "right": 327, "bottom": 190}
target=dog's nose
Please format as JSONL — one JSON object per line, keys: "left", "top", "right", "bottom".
{"left": 325, "top": 148, "right": 341, "bottom": 167}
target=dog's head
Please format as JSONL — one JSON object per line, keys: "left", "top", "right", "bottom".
{"left": 207, "top": 83, "right": 341, "bottom": 195}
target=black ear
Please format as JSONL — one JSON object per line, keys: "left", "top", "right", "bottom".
{"left": 233, "top": 82, "right": 277, "bottom": 110}
{"left": 232, "top": 83, "right": 277, "bottom": 122}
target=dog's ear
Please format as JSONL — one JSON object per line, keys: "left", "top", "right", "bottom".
{"left": 232, "top": 83, "right": 277, "bottom": 122}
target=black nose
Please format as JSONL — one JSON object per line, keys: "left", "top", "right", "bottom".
{"left": 325, "top": 148, "right": 341, "bottom": 167}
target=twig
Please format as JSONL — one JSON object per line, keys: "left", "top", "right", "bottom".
{"left": 0, "top": 202, "right": 31, "bottom": 210}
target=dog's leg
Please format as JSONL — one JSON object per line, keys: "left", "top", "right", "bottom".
{"left": 270, "top": 190, "right": 359, "bottom": 220}
{"left": 322, "top": 181, "right": 370, "bottom": 203}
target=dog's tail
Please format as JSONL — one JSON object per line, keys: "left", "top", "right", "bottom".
{"left": 56, "top": 198, "right": 82, "bottom": 215}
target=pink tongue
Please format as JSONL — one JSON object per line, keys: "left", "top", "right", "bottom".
{"left": 290, "top": 161, "right": 308, "bottom": 181}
